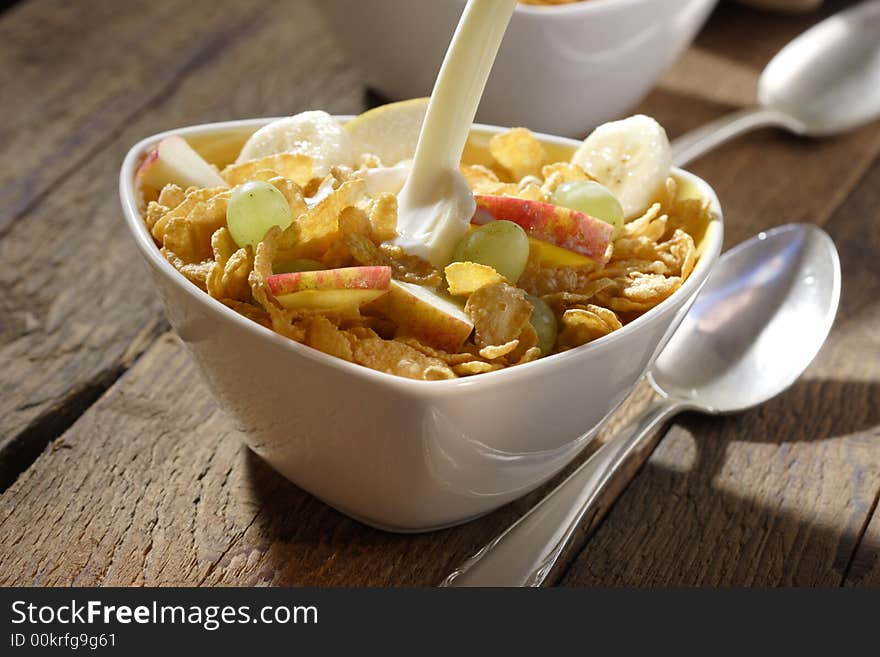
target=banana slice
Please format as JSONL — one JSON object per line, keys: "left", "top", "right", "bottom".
{"left": 571, "top": 115, "right": 671, "bottom": 220}
{"left": 236, "top": 110, "right": 353, "bottom": 177}
{"left": 344, "top": 98, "right": 429, "bottom": 166}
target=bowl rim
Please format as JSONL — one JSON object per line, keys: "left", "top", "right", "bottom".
{"left": 119, "top": 116, "right": 723, "bottom": 396}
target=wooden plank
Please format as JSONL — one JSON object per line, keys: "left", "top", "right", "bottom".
{"left": 559, "top": 145, "right": 880, "bottom": 587}
{"left": 0, "top": 0, "right": 364, "bottom": 488}
{"left": 0, "top": 333, "right": 656, "bottom": 586}
{"left": 845, "top": 504, "right": 880, "bottom": 587}
{"left": 0, "top": 0, "right": 252, "bottom": 235}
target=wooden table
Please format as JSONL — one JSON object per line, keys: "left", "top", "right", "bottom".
{"left": 1, "top": 0, "right": 877, "bottom": 587}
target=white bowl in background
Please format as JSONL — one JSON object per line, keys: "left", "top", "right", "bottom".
{"left": 120, "top": 118, "right": 723, "bottom": 532}
{"left": 313, "top": 0, "right": 718, "bottom": 137}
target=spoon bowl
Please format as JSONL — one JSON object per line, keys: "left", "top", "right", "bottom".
{"left": 671, "top": 0, "right": 880, "bottom": 166}
{"left": 651, "top": 224, "right": 841, "bottom": 413}
{"left": 760, "top": 0, "right": 880, "bottom": 137}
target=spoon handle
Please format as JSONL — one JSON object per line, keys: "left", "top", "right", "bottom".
{"left": 441, "top": 397, "right": 687, "bottom": 587}
{"left": 671, "top": 106, "right": 806, "bottom": 167}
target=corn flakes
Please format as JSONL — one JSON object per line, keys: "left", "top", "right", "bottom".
{"left": 142, "top": 117, "right": 711, "bottom": 380}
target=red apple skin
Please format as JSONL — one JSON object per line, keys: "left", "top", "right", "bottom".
{"left": 267, "top": 266, "right": 391, "bottom": 296}
{"left": 136, "top": 135, "right": 226, "bottom": 190}
{"left": 136, "top": 147, "right": 160, "bottom": 182}
{"left": 474, "top": 195, "right": 613, "bottom": 263}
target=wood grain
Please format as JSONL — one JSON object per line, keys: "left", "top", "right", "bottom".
{"left": 558, "top": 136, "right": 880, "bottom": 587}
{"left": 845, "top": 505, "right": 880, "bottom": 586}
{"left": 0, "top": 0, "right": 364, "bottom": 488}
{"left": 0, "top": 0, "right": 251, "bottom": 235}
{"left": 0, "top": 333, "right": 657, "bottom": 586}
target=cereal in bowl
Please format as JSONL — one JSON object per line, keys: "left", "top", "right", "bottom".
{"left": 137, "top": 106, "right": 711, "bottom": 380}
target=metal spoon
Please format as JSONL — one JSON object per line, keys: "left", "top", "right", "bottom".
{"left": 442, "top": 224, "right": 841, "bottom": 587}
{"left": 671, "top": 0, "right": 880, "bottom": 167}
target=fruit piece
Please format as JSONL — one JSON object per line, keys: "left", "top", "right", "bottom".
{"left": 267, "top": 266, "right": 391, "bottom": 311}
{"left": 136, "top": 135, "right": 226, "bottom": 190}
{"left": 382, "top": 280, "right": 474, "bottom": 352}
{"left": 344, "top": 98, "right": 429, "bottom": 166}
{"left": 526, "top": 294, "right": 557, "bottom": 356}
{"left": 445, "top": 261, "right": 505, "bottom": 296}
{"left": 273, "top": 259, "right": 323, "bottom": 274}
{"left": 276, "top": 288, "right": 387, "bottom": 311}
{"left": 452, "top": 220, "right": 529, "bottom": 282}
{"left": 528, "top": 238, "right": 594, "bottom": 268}
{"left": 227, "top": 181, "right": 294, "bottom": 249}
{"left": 269, "top": 266, "right": 391, "bottom": 295}
{"left": 552, "top": 180, "right": 624, "bottom": 238}
{"left": 236, "top": 110, "right": 353, "bottom": 176}
{"left": 571, "top": 114, "right": 671, "bottom": 219}
{"left": 474, "top": 195, "right": 612, "bottom": 263}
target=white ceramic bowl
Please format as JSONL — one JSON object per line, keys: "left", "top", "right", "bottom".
{"left": 314, "top": 0, "right": 718, "bottom": 137}
{"left": 120, "top": 118, "right": 723, "bottom": 532}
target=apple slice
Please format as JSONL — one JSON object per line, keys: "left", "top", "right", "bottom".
{"left": 474, "top": 195, "right": 613, "bottom": 264}
{"left": 136, "top": 135, "right": 227, "bottom": 190}
{"left": 528, "top": 238, "right": 595, "bottom": 268}
{"left": 268, "top": 266, "right": 391, "bottom": 311}
{"left": 382, "top": 280, "right": 474, "bottom": 352}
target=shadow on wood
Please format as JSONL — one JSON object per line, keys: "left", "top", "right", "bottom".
{"left": 558, "top": 376, "right": 880, "bottom": 587}
{"left": 236, "top": 376, "right": 879, "bottom": 586}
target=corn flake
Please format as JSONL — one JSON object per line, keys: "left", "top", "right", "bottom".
{"left": 461, "top": 164, "right": 501, "bottom": 192}
{"left": 368, "top": 193, "right": 398, "bottom": 243}
{"left": 465, "top": 282, "right": 533, "bottom": 349}
{"left": 151, "top": 187, "right": 226, "bottom": 245}
{"left": 394, "top": 337, "right": 480, "bottom": 365}
{"left": 277, "top": 179, "right": 367, "bottom": 260}
{"left": 453, "top": 361, "right": 504, "bottom": 376}
{"left": 445, "top": 261, "right": 506, "bottom": 296}
{"left": 479, "top": 340, "right": 520, "bottom": 361}
{"left": 558, "top": 305, "right": 622, "bottom": 349}
{"left": 305, "top": 316, "right": 354, "bottom": 362}
{"left": 221, "top": 299, "right": 271, "bottom": 328}
{"left": 353, "top": 338, "right": 455, "bottom": 380}
{"left": 490, "top": 128, "right": 546, "bottom": 181}
{"left": 207, "top": 227, "right": 253, "bottom": 302}
{"left": 540, "top": 162, "right": 592, "bottom": 197}
{"left": 222, "top": 153, "right": 313, "bottom": 187}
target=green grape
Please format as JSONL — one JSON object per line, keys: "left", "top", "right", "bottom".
{"left": 552, "top": 180, "right": 624, "bottom": 237}
{"left": 452, "top": 220, "right": 529, "bottom": 282}
{"left": 526, "top": 294, "right": 558, "bottom": 356}
{"left": 273, "top": 259, "right": 324, "bottom": 274}
{"left": 227, "top": 181, "right": 293, "bottom": 249}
